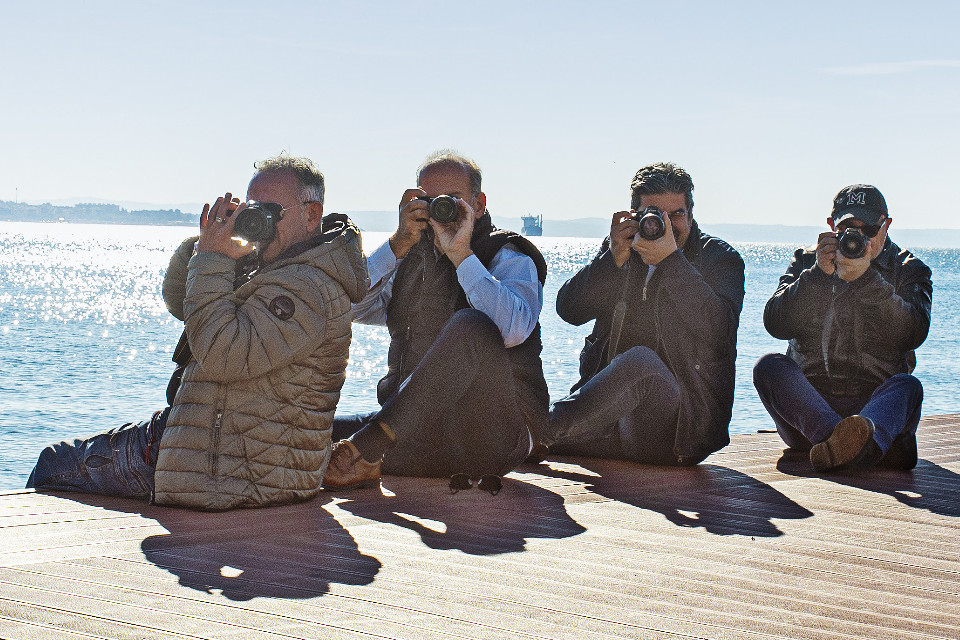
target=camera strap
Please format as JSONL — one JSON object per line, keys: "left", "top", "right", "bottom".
{"left": 605, "top": 261, "right": 634, "bottom": 366}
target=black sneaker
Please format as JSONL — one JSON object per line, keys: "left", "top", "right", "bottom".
{"left": 876, "top": 432, "right": 918, "bottom": 470}
{"left": 810, "top": 415, "right": 880, "bottom": 472}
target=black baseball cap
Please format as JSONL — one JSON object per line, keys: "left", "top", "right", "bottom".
{"left": 831, "top": 184, "right": 888, "bottom": 226}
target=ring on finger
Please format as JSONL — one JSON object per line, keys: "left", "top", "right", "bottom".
{"left": 215, "top": 216, "right": 226, "bottom": 223}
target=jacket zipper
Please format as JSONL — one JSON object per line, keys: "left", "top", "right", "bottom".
{"left": 211, "top": 410, "right": 223, "bottom": 477}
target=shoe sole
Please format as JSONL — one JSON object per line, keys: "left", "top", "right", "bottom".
{"left": 810, "top": 416, "right": 874, "bottom": 472}
{"left": 322, "top": 478, "right": 376, "bottom": 491}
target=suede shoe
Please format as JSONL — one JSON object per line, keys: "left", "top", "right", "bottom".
{"left": 877, "top": 431, "right": 918, "bottom": 470}
{"left": 322, "top": 440, "right": 382, "bottom": 490}
{"left": 810, "top": 415, "right": 879, "bottom": 472}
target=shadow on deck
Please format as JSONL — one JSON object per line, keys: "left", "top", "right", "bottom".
{"left": 2, "top": 414, "right": 959, "bottom": 639}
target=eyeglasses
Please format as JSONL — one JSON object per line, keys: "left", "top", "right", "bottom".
{"left": 635, "top": 207, "right": 688, "bottom": 220}
{"left": 448, "top": 473, "right": 502, "bottom": 496}
{"left": 837, "top": 219, "right": 885, "bottom": 238}
{"left": 256, "top": 201, "right": 319, "bottom": 221}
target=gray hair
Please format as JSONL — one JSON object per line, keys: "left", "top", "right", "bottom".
{"left": 254, "top": 154, "right": 325, "bottom": 205}
{"left": 417, "top": 149, "right": 482, "bottom": 197}
{"left": 629, "top": 162, "right": 694, "bottom": 212}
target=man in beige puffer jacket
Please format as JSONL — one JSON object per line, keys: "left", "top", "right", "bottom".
{"left": 27, "top": 155, "right": 369, "bottom": 510}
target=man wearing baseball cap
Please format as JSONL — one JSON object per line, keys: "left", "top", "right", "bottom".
{"left": 753, "top": 184, "right": 932, "bottom": 472}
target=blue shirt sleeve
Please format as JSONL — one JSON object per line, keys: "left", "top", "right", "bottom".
{"left": 456, "top": 243, "right": 543, "bottom": 347}
{"left": 351, "top": 240, "right": 398, "bottom": 326}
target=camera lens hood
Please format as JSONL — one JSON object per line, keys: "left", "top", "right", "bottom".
{"left": 428, "top": 195, "right": 459, "bottom": 224}
{"left": 234, "top": 202, "right": 277, "bottom": 244}
{"left": 636, "top": 207, "right": 666, "bottom": 241}
{"left": 838, "top": 228, "right": 867, "bottom": 259}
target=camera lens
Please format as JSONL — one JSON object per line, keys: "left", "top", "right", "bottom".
{"left": 233, "top": 202, "right": 277, "bottom": 244}
{"left": 838, "top": 228, "right": 867, "bottom": 259}
{"left": 635, "top": 207, "right": 666, "bottom": 241}
{"left": 429, "top": 195, "right": 459, "bottom": 224}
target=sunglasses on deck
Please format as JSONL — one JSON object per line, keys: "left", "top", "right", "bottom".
{"left": 449, "top": 473, "right": 502, "bottom": 496}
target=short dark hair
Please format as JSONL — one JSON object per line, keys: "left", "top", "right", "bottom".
{"left": 630, "top": 162, "right": 694, "bottom": 212}
{"left": 417, "top": 150, "right": 482, "bottom": 197}
{"left": 254, "top": 154, "right": 325, "bottom": 205}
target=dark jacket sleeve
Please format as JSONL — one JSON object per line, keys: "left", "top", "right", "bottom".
{"left": 556, "top": 240, "right": 625, "bottom": 327}
{"left": 763, "top": 249, "right": 831, "bottom": 340}
{"left": 654, "top": 243, "right": 745, "bottom": 359}
{"left": 851, "top": 258, "right": 932, "bottom": 352}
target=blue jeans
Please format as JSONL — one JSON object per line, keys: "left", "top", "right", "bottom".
{"left": 548, "top": 346, "right": 689, "bottom": 466}
{"left": 753, "top": 353, "right": 922, "bottom": 453}
{"left": 26, "top": 408, "right": 168, "bottom": 499}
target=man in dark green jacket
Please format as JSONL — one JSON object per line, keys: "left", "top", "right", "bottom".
{"left": 548, "top": 162, "right": 745, "bottom": 465}
{"left": 754, "top": 184, "right": 932, "bottom": 473}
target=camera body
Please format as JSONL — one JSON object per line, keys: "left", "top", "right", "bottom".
{"left": 233, "top": 201, "right": 282, "bottom": 244}
{"left": 837, "top": 228, "right": 868, "bottom": 260}
{"left": 633, "top": 206, "right": 667, "bottom": 241}
{"left": 417, "top": 195, "right": 459, "bottom": 224}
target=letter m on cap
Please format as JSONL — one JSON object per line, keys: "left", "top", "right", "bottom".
{"left": 847, "top": 192, "right": 867, "bottom": 206}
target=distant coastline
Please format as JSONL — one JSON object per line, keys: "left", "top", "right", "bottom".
{"left": 0, "top": 200, "right": 195, "bottom": 226}
{"left": 5, "top": 201, "right": 959, "bottom": 247}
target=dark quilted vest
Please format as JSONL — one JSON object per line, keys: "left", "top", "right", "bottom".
{"left": 379, "top": 213, "right": 550, "bottom": 435}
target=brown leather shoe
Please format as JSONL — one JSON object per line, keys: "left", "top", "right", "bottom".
{"left": 810, "top": 415, "right": 879, "bottom": 472}
{"left": 322, "top": 440, "right": 382, "bottom": 490}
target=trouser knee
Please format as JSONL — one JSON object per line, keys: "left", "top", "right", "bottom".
{"left": 885, "top": 373, "right": 924, "bottom": 403}
{"left": 753, "top": 353, "right": 794, "bottom": 386}
{"left": 440, "top": 308, "right": 500, "bottom": 347}
{"left": 617, "top": 346, "right": 679, "bottom": 401}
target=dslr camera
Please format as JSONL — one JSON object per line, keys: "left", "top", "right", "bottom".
{"left": 417, "top": 195, "right": 459, "bottom": 224}
{"left": 633, "top": 206, "right": 667, "bottom": 241}
{"left": 233, "top": 201, "right": 284, "bottom": 245}
{"left": 837, "top": 228, "right": 868, "bottom": 260}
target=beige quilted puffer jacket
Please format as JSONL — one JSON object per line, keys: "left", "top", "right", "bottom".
{"left": 153, "top": 214, "right": 369, "bottom": 510}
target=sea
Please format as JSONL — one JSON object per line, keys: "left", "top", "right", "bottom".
{"left": 1, "top": 222, "right": 957, "bottom": 491}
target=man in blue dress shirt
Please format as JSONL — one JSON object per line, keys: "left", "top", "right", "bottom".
{"left": 323, "top": 150, "right": 549, "bottom": 489}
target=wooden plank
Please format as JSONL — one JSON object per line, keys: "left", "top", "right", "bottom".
{"left": 1, "top": 415, "right": 959, "bottom": 639}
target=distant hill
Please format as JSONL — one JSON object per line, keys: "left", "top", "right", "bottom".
{"left": 0, "top": 200, "right": 194, "bottom": 226}
{"left": 5, "top": 202, "right": 958, "bottom": 248}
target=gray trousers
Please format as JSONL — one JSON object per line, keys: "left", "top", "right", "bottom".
{"left": 334, "top": 309, "right": 532, "bottom": 478}
{"left": 549, "top": 346, "right": 693, "bottom": 466}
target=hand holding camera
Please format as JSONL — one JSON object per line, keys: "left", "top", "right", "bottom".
{"left": 631, "top": 207, "right": 678, "bottom": 266}
{"left": 428, "top": 195, "right": 475, "bottom": 267}
{"left": 197, "top": 193, "right": 257, "bottom": 260}
{"left": 391, "top": 189, "right": 435, "bottom": 259}
{"left": 818, "top": 220, "right": 887, "bottom": 282}
{"left": 609, "top": 210, "right": 640, "bottom": 267}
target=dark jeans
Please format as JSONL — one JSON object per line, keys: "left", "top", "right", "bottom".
{"left": 753, "top": 353, "right": 923, "bottom": 453}
{"left": 333, "top": 309, "right": 532, "bottom": 478}
{"left": 25, "top": 408, "right": 168, "bottom": 499}
{"left": 548, "top": 346, "right": 687, "bottom": 466}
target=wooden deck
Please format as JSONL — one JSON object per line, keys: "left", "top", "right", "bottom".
{"left": 3, "top": 414, "right": 960, "bottom": 639}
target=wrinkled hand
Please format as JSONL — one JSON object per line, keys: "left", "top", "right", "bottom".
{"left": 632, "top": 212, "right": 678, "bottom": 266}
{"left": 815, "top": 231, "right": 838, "bottom": 276}
{"left": 196, "top": 193, "right": 256, "bottom": 260}
{"left": 430, "top": 198, "right": 475, "bottom": 267}
{"left": 390, "top": 188, "right": 430, "bottom": 259}
{"left": 609, "top": 210, "right": 639, "bottom": 267}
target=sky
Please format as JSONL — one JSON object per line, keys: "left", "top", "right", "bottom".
{"left": 2, "top": 0, "right": 959, "bottom": 228}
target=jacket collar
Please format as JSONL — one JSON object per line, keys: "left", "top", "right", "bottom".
{"left": 681, "top": 219, "right": 704, "bottom": 261}
{"left": 872, "top": 236, "right": 897, "bottom": 270}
